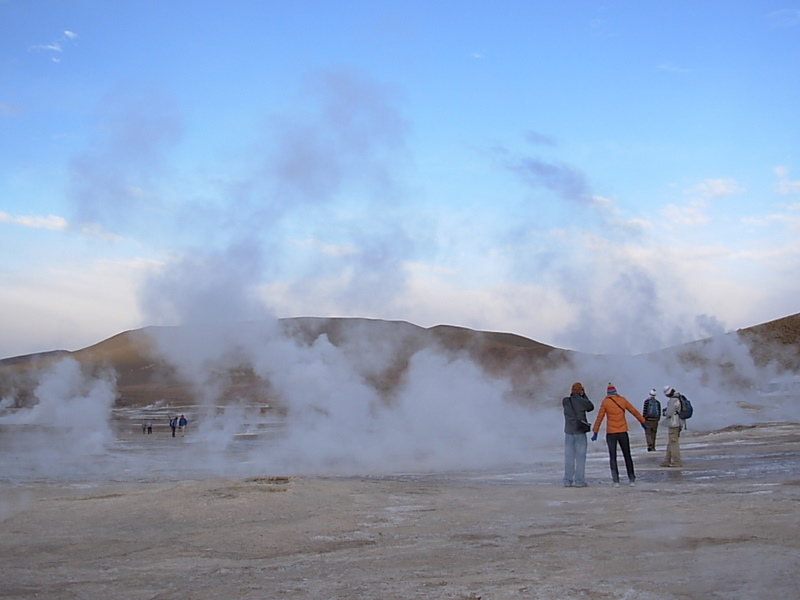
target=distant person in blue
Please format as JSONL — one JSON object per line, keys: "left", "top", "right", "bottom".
{"left": 562, "top": 382, "right": 594, "bottom": 487}
{"left": 170, "top": 417, "right": 178, "bottom": 437}
{"left": 178, "top": 414, "right": 188, "bottom": 437}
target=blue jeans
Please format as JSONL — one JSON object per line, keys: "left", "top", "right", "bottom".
{"left": 564, "top": 433, "right": 588, "bottom": 486}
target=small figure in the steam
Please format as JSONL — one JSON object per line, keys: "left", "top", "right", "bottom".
{"left": 591, "top": 383, "right": 647, "bottom": 487}
{"left": 170, "top": 417, "right": 177, "bottom": 438}
{"left": 178, "top": 414, "right": 188, "bottom": 436}
{"left": 562, "top": 382, "right": 594, "bottom": 487}
{"left": 642, "top": 388, "right": 661, "bottom": 452}
{"left": 146, "top": 419, "right": 153, "bottom": 435}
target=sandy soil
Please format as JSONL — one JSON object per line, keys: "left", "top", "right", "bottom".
{"left": 1, "top": 423, "right": 799, "bottom": 600}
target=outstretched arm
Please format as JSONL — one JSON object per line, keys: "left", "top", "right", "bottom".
{"left": 626, "top": 399, "right": 646, "bottom": 424}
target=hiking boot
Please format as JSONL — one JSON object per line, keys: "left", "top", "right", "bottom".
{"left": 659, "top": 462, "right": 670, "bottom": 467}
{"left": 574, "top": 482, "right": 588, "bottom": 488}
{"left": 671, "top": 463, "right": 683, "bottom": 468}
{"left": 612, "top": 482, "right": 620, "bottom": 488}
{"left": 629, "top": 480, "right": 636, "bottom": 487}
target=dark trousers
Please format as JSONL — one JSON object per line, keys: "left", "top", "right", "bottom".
{"left": 606, "top": 432, "right": 635, "bottom": 483}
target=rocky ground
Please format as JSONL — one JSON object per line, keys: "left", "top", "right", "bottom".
{"left": 1, "top": 423, "right": 799, "bottom": 600}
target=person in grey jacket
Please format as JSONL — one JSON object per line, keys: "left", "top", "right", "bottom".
{"left": 562, "top": 382, "right": 594, "bottom": 487}
{"left": 661, "top": 385, "right": 685, "bottom": 467}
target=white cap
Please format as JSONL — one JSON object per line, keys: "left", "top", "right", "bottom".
{"left": 663, "top": 385, "right": 675, "bottom": 397}
{"left": 649, "top": 388, "right": 657, "bottom": 396}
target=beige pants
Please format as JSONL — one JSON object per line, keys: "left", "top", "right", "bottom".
{"left": 644, "top": 419, "right": 659, "bottom": 450}
{"left": 664, "top": 426, "right": 682, "bottom": 465}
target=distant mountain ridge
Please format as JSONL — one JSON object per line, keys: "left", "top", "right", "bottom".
{"left": 0, "top": 317, "right": 572, "bottom": 408}
{"left": 1, "top": 313, "right": 798, "bottom": 408}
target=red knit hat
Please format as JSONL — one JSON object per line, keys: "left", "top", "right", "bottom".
{"left": 607, "top": 383, "right": 617, "bottom": 395}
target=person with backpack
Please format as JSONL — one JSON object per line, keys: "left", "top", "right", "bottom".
{"left": 661, "top": 385, "right": 686, "bottom": 467}
{"left": 591, "top": 383, "right": 647, "bottom": 487}
{"left": 642, "top": 388, "right": 661, "bottom": 452}
{"left": 562, "top": 382, "right": 594, "bottom": 487}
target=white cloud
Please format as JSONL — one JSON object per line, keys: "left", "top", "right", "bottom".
{"left": 295, "top": 237, "right": 358, "bottom": 257}
{"left": 661, "top": 178, "right": 744, "bottom": 227}
{"left": 0, "top": 212, "right": 68, "bottom": 231}
{"left": 767, "top": 9, "right": 800, "bottom": 28}
{"left": 611, "top": 216, "right": 651, "bottom": 231}
{"left": 30, "top": 30, "right": 78, "bottom": 62}
{"left": 76, "top": 222, "right": 125, "bottom": 242}
{"left": 774, "top": 166, "right": 800, "bottom": 195}
{"left": 0, "top": 257, "right": 152, "bottom": 358}
{"left": 3, "top": 204, "right": 796, "bottom": 360}
{"left": 688, "top": 178, "right": 744, "bottom": 199}
{"left": 261, "top": 266, "right": 572, "bottom": 348}
{"left": 32, "top": 42, "right": 63, "bottom": 52}
{"left": 0, "top": 212, "right": 120, "bottom": 240}
{"left": 741, "top": 207, "right": 800, "bottom": 232}
{"left": 591, "top": 195, "right": 613, "bottom": 210}
{"left": 658, "top": 62, "right": 692, "bottom": 73}
{"left": 591, "top": 195, "right": 652, "bottom": 232}
{"left": 662, "top": 200, "right": 709, "bottom": 225}
{"left": 398, "top": 276, "right": 570, "bottom": 340}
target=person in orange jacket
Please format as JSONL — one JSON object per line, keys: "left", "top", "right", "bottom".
{"left": 591, "top": 383, "right": 647, "bottom": 487}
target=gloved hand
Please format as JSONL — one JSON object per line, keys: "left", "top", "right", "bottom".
{"left": 641, "top": 422, "right": 648, "bottom": 430}
{"left": 591, "top": 432, "right": 597, "bottom": 442}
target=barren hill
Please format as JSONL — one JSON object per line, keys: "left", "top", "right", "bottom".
{"left": 736, "top": 312, "right": 800, "bottom": 370}
{"left": 0, "top": 318, "right": 571, "bottom": 409}
{"left": 1, "top": 313, "right": 797, "bottom": 408}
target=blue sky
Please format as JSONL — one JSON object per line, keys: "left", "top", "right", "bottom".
{"left": 1, "top": 0, "right": 799, "bottom": 358}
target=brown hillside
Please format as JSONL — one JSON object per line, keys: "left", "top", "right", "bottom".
{"left": 641, "top": 312, "right": 800, "bottom": 384}
{"left": 2, "top": 312, "right": 797, "bottom": 409}
{"left": 0, "top": 318, "right": 567, "bottom": 409}
{"left": 737, "top": 312, "right": 800, "bottom": 370}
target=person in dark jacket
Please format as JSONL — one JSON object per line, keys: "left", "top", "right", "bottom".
{"left": 178, "top": 414, "right": 188, "bottom": 436}
{"left": 642, "top": 388, "right": 661, "bottom": 451}
{"left": 562, "top": 382, "right": 594, "bottom": 487}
